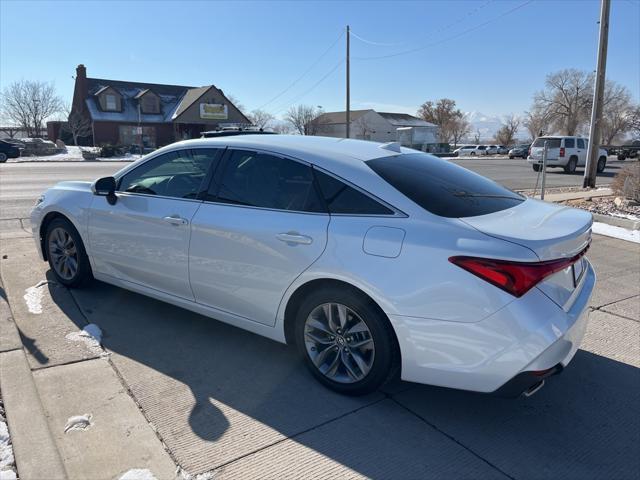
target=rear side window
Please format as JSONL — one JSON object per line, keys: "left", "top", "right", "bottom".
{"left": 314, "top": 169, "right": 394, "bottom": 215}
{"left": 564, "top": 138, "right": 575, "bottom": 148}
{"left": 367, "top": 153, "right": 524, "bottom": 218}
{"left": 577, "top": 138, "right": 585, "bottom": 149}
{"left": 532, "top": 137, "right": 561, "bottom": 148}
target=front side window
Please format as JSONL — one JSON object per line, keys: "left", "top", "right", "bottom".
{"left": 367, "top": 153, "right": 524, "bottom": 218}
{"left": 577, "top": 138, "right": 585, "bottom": 149}
{"left": 313, "top": 169, "right": 394, "bottom": 215}
{"left": 119, "top": 149, "right": 217, "bottom": 199}
{"left": 105, "top": 94, "right": 117, "bottom": 111}
{"left": 212, "top": 150, "right": 324, "bottom": 212}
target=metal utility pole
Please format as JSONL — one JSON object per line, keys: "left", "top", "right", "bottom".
{"left": 583, "top": 0, "right": 611, "bottom": 188}
{"left": 346, "top": 25, "right": 350, "bottom": 139}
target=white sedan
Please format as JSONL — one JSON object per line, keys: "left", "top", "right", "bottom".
{"left": 31, "top": 135, "right": 595, "bottom": 396}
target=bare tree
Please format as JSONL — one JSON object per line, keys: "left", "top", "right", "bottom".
{"left": 450, "top": 115, "right": 471, "bottom": 148}
{"left": 63, "top": 105, "right": 93, "bottom": 146}
{"left": 248, "top": 109, "right": 275, "bottom": 130}
{"left": 284, "top": 105, "right": 324, "bottom": 135}
{"left": 225, "top": 94, "right": 246, "bottom": 115}
{"left": 523, "top": 106, "right": 552, "bottom": 140}
{"left": 628, "top": 105, "right": 640, "bottom": 140}
{"left": 417, "top": 98, "right": 467, "bottom": 144}
{"left": 532, "top": 69, "right": 594, "bottom": 135}
{"left": 473, "top": 129, "right": 481, "bottom": 144}
{"left": 1, "top": 80, "right": 63, "bottom": 137}
{"left": 495, "top": 114, "right": 521, "bottom": 146}
{"left": 272, "top": 121, "right": 295, "bottom": 134}
{"left": 600, "top": 81, "right": 634, "bottom": 144}
{"left": 354, "top": 115, "right": 376, "bottom": 140}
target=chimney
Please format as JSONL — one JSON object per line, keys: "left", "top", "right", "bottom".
{"left": 73, "top": 64, "right": 88, "bottom": 114}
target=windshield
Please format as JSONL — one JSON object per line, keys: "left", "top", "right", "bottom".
{"left": 367, "top": 153, "right": 524, "bottom": 218}
{"left": 532, "top": 138, "right": 561, "bottom": 148}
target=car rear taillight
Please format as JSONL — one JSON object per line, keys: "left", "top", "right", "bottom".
{"left": 559, "top": 147, "right": 565, "bottom": 157}
{"left": 449, "top": 247, "right": 589, "bottom": 297}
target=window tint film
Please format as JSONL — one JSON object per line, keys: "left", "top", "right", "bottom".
{"left": 119, "top": 149, "right": 215, "bottom": 199}
{"left": 564, "top": 138, "right": 575, "bottom": 148}
{"left": 532, "top": 137, "right": 561, "bottom": 148}
{"left": 214, "top": 150, "right": 324, "bottom": 212}
{"left": 367, "top": 153, "right": 524, "bottom": 218}
{"left": 577, "top": 138, "right": 585, "bottom": 149}
{"left": 313, "top": 169, "right": 393, "bottom": 215}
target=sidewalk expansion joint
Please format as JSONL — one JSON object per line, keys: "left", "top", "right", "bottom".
{"left": 30, "top": 355, "right": 103, "bottom": 372}
{"left": 212, "top": 395, "right": 388, "bottom": 473}
{"left": 387, "top": 396, "right": 516, "bottom": 480}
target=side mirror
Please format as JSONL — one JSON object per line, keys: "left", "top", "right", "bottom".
{"left": 92, "top": 176, "right": 117, "bottom": 205}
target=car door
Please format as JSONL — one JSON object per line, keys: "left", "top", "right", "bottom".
{"left": 189, "top": 149, "right": 330, "bottom": 326}
{"left": 88, "top": 148, "right": 221, "bottom": 300}
{"left": 576, "top": 138, "right": 587, "bottom": 165}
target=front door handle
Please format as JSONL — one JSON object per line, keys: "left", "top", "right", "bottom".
{"left": 163, "top": 215, "right": 188, "bottom": 226}
{"left": 276, "top": 232, "right": 313, "bottom": 245}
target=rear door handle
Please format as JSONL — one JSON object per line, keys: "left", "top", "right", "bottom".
{"left": 163, "top": 215, "right": 188, "bottom": 226}
{"left": 276, "top": 232, "right": 313, "bottom": 245}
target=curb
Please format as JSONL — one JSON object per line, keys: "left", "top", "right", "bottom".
{"left": 592, "top": 212, "right": 640, "bottom": 231}
{"left": 0, "top": 275, "right": 67, "bottom": 480}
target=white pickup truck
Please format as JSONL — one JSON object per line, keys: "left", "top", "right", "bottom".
{"left": 527, "top": 136, "right": 608, "bottom": 174}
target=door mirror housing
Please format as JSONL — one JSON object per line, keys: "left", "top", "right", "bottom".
{"left": 92, "top": 176, "right": 117, "bottom": 205}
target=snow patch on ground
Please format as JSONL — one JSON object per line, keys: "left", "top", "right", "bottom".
{"left": 610, "top": 211, "right": 640, "bottom": 221}
{"left": 64, "top": 413, "right": 93, "bottom": 433}
{"left": 176, "top": 468, "right": 215, "bottom": 480}
{"left": 592, "top": 222, "right": 640, "bottom": 243}
{"left": 7, "top": 146, "right": 139, "bottom": 163}
{"left": 65, "top": 323, "right": 108, "bottom": 357}
{"left": 23, "top": 280, "right": 54, "bottom": 314}
{"left": 119, "top": 468, "right": 158, "bottom": 480}
{"left": 0, "top": 398, "right": 17, "bottom": 480}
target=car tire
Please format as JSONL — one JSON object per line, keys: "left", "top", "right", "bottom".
{"left": 564, "top": 157, "right": 578, "bottom": 174}
{"left": 532, "top": 164, "right": 541, "bottom": 172}
{"left": 597, "top": 156, "right": 607, "bottom": 173}
{"left": 294, "top": 286, "right": 398, "bottom": 396}
{"left": 509, "top": 156, "right": 514, "bottom": 159}
{"left": 0, "top": 153, "right": 7, "bottom": 163}
{"left": 45, "top": 217, "right": 92, "bottom": 288}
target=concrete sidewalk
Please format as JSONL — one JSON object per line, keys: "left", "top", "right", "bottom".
{"left": 1, "top": 234, "right": 638, "bottom": 480}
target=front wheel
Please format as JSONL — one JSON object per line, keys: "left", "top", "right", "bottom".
{"left": 45, "top": 217, "right": 92, "bottom": 287}
{"left": 295, "top": 287, "right": 398, "bottom": 395}
{"left": 0, "top": 153, "right": 7, "bottom": 163}
{"left": 509, "top": 155, "right": 514, "bottom": 159}
{"left": 532, "top": 163, "right": 541, "bottom": 172}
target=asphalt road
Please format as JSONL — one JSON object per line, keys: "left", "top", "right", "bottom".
{"left": 0, "top": 156, "right": 626, "bottom": 222}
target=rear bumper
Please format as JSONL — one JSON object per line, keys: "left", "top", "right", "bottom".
{"left": 389, "top": 261, "right": 595, "bottom": 393}
{"left": 527, "top": 157, "right": 566, "bottom": 166}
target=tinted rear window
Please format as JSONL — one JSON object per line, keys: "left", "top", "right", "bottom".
{"left": 532, "top": 137, "right": 561, "bottom": 148}
{"left": 367, "top": 153, "right": 524, "bottom": 218}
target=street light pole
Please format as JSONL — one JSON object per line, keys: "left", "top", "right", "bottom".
{"left": 346, "top": 25, "right": 350, "bottom": 139}
{"left": 583, "top": 0, "right": 611, "bottom": 188}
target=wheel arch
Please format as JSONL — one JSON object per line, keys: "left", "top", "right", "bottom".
{"left": 282, "top": 278, "right": 401, "bottom": 357}
{"left": 39, "top": 211, "right": 80, "bottom": 261}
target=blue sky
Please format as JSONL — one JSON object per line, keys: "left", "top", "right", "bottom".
{"left": 1, "top": 0, "right": 638, "bottom": 119}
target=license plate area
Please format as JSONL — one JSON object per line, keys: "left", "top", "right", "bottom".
{"left": 572, "top": 257, "right": 585, "bottom": 287}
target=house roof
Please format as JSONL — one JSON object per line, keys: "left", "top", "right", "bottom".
{"left": 171, "top": 86, "right": 210, "bottom": 120}
{"left": 377, "top": 112, "right": 437, "bottom": 127}
{"left": 314, "top": 110, "right": 372, "bottom": 125}
{"left": 85, "top": 77, "right": 194, "bottom": 124}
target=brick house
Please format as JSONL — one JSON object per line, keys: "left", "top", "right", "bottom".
{"left": 69, "top": 64, "right": 250, "bottom": 147}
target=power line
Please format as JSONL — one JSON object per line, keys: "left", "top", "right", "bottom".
{"left": 350, "top": 30, "right": 404, "bottom": 47}
{"left": 353, "top": 0, "right": 533, "bottom": 61}
{"left": 273, "top": 58, "right": 345, "bottom": 115}
{"left": 256, "top": 30, "right": 345, "bottom": 111}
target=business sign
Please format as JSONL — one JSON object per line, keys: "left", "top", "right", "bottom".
{"left": 200, "top": 103, "right": 228, "bottom": 120}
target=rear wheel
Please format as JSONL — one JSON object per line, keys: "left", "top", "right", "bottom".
{"left": 564, "top": 157, "right": 578, "bottom": 174}
{"left": 295, "top": 286, "right": 397, "bottom": 395}
{"left": 532, "top": 163, "right": 541, "bottom": 172}
{"left": 0, "top": 153, "right": 7, "bottom": 163}
{"left": 597, "top": 156, "right": 607, "bottom": 173}
{"left": 509, "top": 155, "right": 514, "bottom": 159}
{"left": 45, "top": 218, "right": 92, "bottom": 287}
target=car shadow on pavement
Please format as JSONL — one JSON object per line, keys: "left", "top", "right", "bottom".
{"left": 48, "top": 278, "right": 640, "bottom": 479}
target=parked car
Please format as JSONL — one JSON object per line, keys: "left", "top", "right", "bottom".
{"left": 0, "top": 139, "right": 22, "bottom": 162}
{"left": 527, "top": 136, "right": 608, "bottom": 174}
{"left": 509, "top": 144, "right": 530, "bottom": 159}
{"left": 32, "top": 136, "right": 595, "bottom": 397}
{"left": 19, "top": 137, "right": 57, "bottom": 156}
{"left": 452, "top": 145, "right": 476, "bottom": 156}
{"left": 497, "top": 145, "right": 509, "bottom": 154}
{"left": 485, "top": 145, "right": 499, "bottom": 155}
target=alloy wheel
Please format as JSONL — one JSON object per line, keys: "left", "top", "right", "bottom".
{"left": 304, "top": 303, "right": 375, "bottom": 384}
{"left": 48, "top": 227, "right": 78, "bottom": 280}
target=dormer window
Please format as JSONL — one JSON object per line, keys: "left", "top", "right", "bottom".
{"left": 141, "top": 94, "right": 160, "bottom": 114}
{"left": 105, "top": 94, "right": 117, "bottom": 111}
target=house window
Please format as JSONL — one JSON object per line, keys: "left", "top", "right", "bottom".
{"left": 105, "top": 94, "right": 117, "bottom": 111}
{"left": 141, "top": 95, "right": 159, "bottom": 114}
{"left": 119, "top": 125, "right": 156, "bottom": 148}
